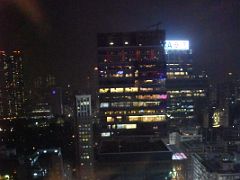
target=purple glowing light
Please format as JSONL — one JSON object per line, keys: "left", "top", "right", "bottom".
{"left": 159, "top": 94, "right": 167, "bottom": 100}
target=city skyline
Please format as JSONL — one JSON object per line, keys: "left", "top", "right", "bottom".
{"left": 1, "top": 2, "right": 240, "bottom": 179}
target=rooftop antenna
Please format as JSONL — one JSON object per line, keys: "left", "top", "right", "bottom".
{"left": 147, "top": 21, "right": 162, "bottom": 30}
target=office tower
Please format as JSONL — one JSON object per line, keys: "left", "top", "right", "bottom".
{"left": 165, "top": 41, "right": 208, "bottom": 127}
{"left": 0, "top": 51, "right": 24, "bottom": 120}
{"left": 97, "top": 30, "right": 167, "bottom": 138}
{"left": 75, "top": 95, "right": 94, "bottom": 179}
{"left": 30, "top": 75, "right": 63, "bottom": 117}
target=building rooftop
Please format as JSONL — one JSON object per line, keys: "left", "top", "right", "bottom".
{"left": 100, "top": 139, "right": 169, "bottom": 154}
{"left": 194, "top": 152, "right": 240, "bottom": 174}
{"left": 97, "top": 139, "right": 172, "bottom": 162}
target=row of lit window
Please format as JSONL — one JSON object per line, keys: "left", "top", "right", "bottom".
{"left": 81, "top": 138, "right": 89, "bottom": 142}
{"left": 109, "top": 73, "right": 133, "bottom": 78}
{"left": 101, "top": 56, "right": 162, "bottom": 63}
{"left": 107, "top": 124, "right": 137, "bottom": 129}
{"left": 104, "top": 109, "right": 164, "bottom": 116}
{"left": 100, "top": 101, "right": 164, "bottom": 108}
{"left": 167, "top": 108, "right": 194, "bottom": 112}
{"left": 168, "top": 67, "right": 190, "bottom": 71}
{"left": 167, "top": 104, "right": 194, "bottom": 108}
{"left": 169, "top": 93, "right": 205, "bottom": 98}
{"left": 168, "top": 90, "right": 205, "bottom": 93}
{"left": 106, "top": 115, "right": 166, "bottom": 123}
{"left": 79, "top": 132, "right": 90, "bottom": 135}
{"left": 99, "top": 87, "right": 164, "bottom": 93}
{"left": 167, "top": 63, "right": 192, "bottom": 66}
{"left": 167, "top": 72, "right": 188, "bottom": 75}
{"left": 128, "top": 115, "right": 166, "bottom": 122}
{"left": 103, "top": 65, "right": 132, "bottom": 70}
{"left": 79, "top": 124, "right": 90, "bottom": 128}
{"left": 102, "top": 94, "right": 166, "bottom": 100}
{"left": 81, "top": 156, "right": 90, "bottom": 159}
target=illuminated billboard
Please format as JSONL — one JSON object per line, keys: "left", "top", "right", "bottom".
{"left": 165, "top": 40, "right": 189, "bottom": 50}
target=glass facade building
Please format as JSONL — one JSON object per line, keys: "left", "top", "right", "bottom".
{"left": 97, "top": 30, "right": 167, "bottom": 137}
{"left": 165, "top": 41, "right": 208, "bottom": 127}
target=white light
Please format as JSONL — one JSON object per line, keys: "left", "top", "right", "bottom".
{"left": 109, "top": 42, "right": 114, "bottom": 45}
{"left": 54, "top": 149, "right": 58, "bottom": 153}
{"left": 43, "top": 150, "right": 47, "bottom": 153}
{"left": 33, "top": 173, "right": 38, "bottom": 176}
{"left": 165, "top": 40, "right": 189, "bottom": 50}
{"left": 124, "top": 41, "right": 129, "bottom": 45}
{"left": 101, "top": 132, "right": 110, "bottom": 137}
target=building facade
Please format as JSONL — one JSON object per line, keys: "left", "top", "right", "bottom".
{"left": 75, "top": 95, "right": 94, "bottom": 179}
{"left": 165, "top": 41, "right": 208, "bottom": 127}
{"left": 97, "top": 30, "right": 167, "bottom": 138}
{"left": 0, "top": 51, "right": 24, "bottom": 120}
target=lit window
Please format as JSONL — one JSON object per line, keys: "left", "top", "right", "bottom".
{"left": 128, "top": 115, "right": 166, "bottom": 122}
{"left": 101, "top": 132, "right": 111, "bottom": 137}
{"left": 100, "top": 102, "right": 109, "bottom": 108}
{"left": 116, "top": 124, "right": 137, "bottom": 129}
{"left": 125, "top": 87, "right": 138, "bottom": 92}
{"left": 144, "top": 80, "right": 153, "bottom": 83}
{"left": 99, "top": 88, "right": 109, "bottom": 93}
{"left": 107, "top": 117, "right": 114, "bottom": 122}
{"left": 140, "top": 88, "right": 153, "bottom": 92}
{"left": 110, "top": 88, "right": 124, "bottom": 93}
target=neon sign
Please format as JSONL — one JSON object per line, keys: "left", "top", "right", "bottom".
{"left": 165, "top": 40, "right": 189, "bottom": 50}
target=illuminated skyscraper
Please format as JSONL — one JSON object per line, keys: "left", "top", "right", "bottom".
{"left": 97, "top": 30, "right": 167, "bottom": 138}
{"left": 165, "top": 41, "right": 208, "bottom": 127}
{"left": 0, "top": 51, "right": 24, "bottom": 120}
{"left": 75, "top": 95, "right": 94, "bottom": 179}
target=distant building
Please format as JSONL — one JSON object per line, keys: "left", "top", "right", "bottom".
{"left": 46, "top": 74, "right": 56, "bottom": 88}
{"left": 169, "top": 128, "right": 202, "bottom": 146}
{"left": 75, "top": 95, "right": 94, "bottom": 179}
{"left": 165, "top": 40, "right": 208, "bottom": 127}
{"left": 47, "top": 87, "right": 63, "bottom": 116}
{"left": 31, "top": 75, "right": 63, "bottom": 117}
{"left": 0, "top": 51, "right": 24, "bottom": 120}
{"left": 97, "top": 30, "right": 167, "bottom": 138}
{"left": 28, "top": 103, "right": 54, "bottom": 119}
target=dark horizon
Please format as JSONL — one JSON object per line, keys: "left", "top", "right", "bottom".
{"left": 0, "top": 0, "right": 240, "bottom": 89}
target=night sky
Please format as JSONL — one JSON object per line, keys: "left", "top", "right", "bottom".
{"left": 0, "top": 0, "right": 240, "bottom": 89}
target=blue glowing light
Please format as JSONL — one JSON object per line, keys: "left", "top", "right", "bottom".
{"left": 117, "top": 71, "right": 124, "bottom": 75}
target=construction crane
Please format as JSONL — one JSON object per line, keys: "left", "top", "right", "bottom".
{"left": 146, "top": 21, "right": 162, "bottom": 30}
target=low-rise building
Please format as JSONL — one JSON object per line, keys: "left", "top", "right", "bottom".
{"left": 192, "top": 153, "right": 240, "bottom": 180}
